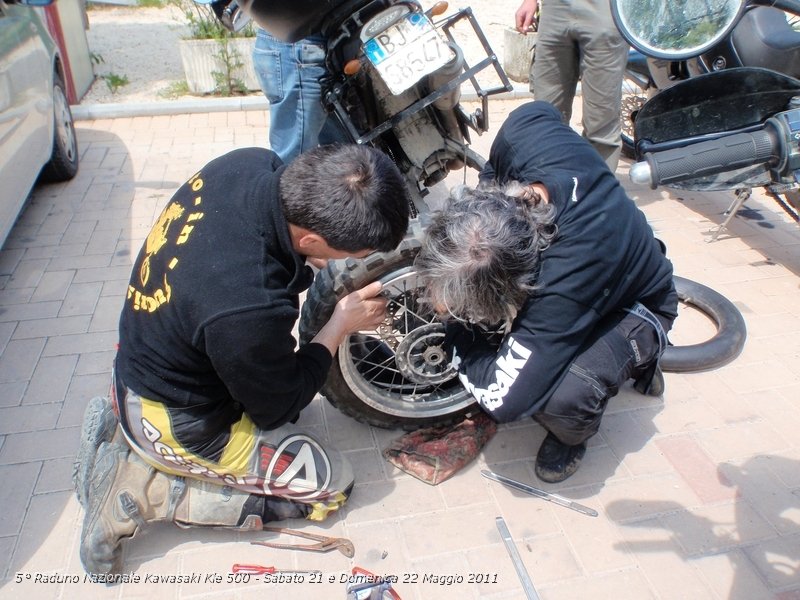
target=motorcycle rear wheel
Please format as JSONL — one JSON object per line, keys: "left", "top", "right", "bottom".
{"left": 299, "top": 225, "right": 478, "bottom": 430}
{"left": 300, "top": 244, "right": 747, "bottom": 429}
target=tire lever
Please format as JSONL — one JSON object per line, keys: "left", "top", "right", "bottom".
{"left": 482, "top": 470, "right": 598, "bottom": 517}
{"left": 496, "top": 517, "right": 540, "bottom": 600}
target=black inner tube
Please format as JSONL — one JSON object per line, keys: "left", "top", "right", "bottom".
{"left": 662, "top": 275, "right": 747, "bottom": 373}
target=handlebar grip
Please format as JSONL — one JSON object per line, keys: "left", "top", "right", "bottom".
{"left": 630, "top": 129, "right": 779, "bottom": 189}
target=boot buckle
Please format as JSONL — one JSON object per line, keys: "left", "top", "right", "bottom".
{"left": 166, "top": 477, "right": 187, "bottom": 521}
{"left": 118, "top": 491, "right": 146, "bottom": 528}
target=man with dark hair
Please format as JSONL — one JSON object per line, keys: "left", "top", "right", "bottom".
{"left": 76, "top": 143, "right": 410, "bottom": 575}
{"left": 416, "top": 101, "right": 677, "bottom": 483}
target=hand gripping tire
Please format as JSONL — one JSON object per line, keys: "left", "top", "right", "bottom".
{"left": 299, "top": 224, "right": 478, "bottom": 430}
{"left": 661, "top": 276, "right": 747, "bottom": 372}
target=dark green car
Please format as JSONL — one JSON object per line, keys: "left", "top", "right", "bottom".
{"left": 0, "top": 0, "right": 78, "bottom": 246}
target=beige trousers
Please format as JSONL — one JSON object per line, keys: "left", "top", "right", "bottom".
{"left": 531, "top": 0, "right": 629, "bottom": 171}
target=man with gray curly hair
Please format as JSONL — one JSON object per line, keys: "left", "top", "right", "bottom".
{"left": 416, "top": 101, "right": 678, "bottom": 483}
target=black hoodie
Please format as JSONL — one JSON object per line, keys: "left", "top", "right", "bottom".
{"left": 116, "top": 148, "right": 331, "bottom": 453}
{"left": 447, "top": 102, "right": 677, "bottom": 422}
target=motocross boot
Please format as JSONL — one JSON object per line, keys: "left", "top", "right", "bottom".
{"left": 73, "top": 396, "right": 118, "bottom": 508}
{"left": 535, "top": 431, "right": 587, "bottom": 483}
{"left": 80, "top": 441, "right": 182, "bottom": 575}
{"left": 79, "top": 441, "right": 337, "bottom": 575}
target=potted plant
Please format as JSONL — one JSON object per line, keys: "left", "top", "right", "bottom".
{"left": 174, "top": 0, "right": 259, "bottom": 95}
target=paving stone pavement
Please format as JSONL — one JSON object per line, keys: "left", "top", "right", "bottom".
{"left": 0, "top": 96, "right": 799, "bottom": 600}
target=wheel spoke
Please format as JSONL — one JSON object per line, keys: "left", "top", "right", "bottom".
{"left": 385, "top": 283, "right": 431, "bottom": 325}
{"left": 399, "top": 302, "right": 430, "bottom": 326}
{"left": 355, "top": 355, "right": 398, "bottom": 375}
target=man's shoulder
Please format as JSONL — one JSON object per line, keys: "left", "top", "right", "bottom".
{"left": 205, "top": 147, "right": 283, "bottom": 174}
{"left": 496, "top": 101, "right": 575, "bottom": 166}
{"left": 507, "top": 101, "right": 562, "bottom": 126}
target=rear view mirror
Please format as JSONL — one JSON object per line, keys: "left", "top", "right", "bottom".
{"left": 610, "top": 0, "right": 745, "bottom": 59}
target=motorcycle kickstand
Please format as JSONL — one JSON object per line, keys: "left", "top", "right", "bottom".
{"left": 708, "top": 187, "right": 751, "bottom": 242}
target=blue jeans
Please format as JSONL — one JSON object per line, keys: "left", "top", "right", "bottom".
{"left": 252, "top": 28, "right": 347, "bottom": 163}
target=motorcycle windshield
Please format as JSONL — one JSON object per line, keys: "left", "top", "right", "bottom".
{"left": 634, "top": 68, "right": 800, "bottom": 190}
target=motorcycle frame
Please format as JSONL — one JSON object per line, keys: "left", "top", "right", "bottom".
{"left": 751, "top": 0, "right": 800, "bottom": 13}
{"left": 695, "top": 0, "right": 800, "bottom": 74}
{"left": 635, "top": 0, "right": 800, "bottom": 82}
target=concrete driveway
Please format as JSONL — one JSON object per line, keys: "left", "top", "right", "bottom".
{"left": 0, "top": 96, "right": 799, "bottom": 599}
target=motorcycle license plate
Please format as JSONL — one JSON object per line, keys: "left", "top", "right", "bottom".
{"left": 364, "top": 13, "right": 454, "bottom": 95}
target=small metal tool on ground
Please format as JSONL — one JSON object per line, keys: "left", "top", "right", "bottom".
{"left": 252, "top": 526, "right": 356, "bottom": 558}
{"left": 346, "top": 566, "right": 403, "bottom": 600}
{"left": 482, "top": 470, "right": 599, "bottom": 517}
{"left": 231, "top": 564, "right": 322, "bottom": 576}
{"left": 496, "top": 517, "right": 540, "bottom": 600}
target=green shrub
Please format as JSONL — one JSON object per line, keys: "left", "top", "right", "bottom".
{"left": 170, "top": 0, "right": 254, "bottom": 40}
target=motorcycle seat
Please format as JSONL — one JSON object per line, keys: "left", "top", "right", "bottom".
{"left": 733, "top": 7, "right": 800, "bottom": 78}
{"left": 241, "top": 0, "right": 369, "bottom": 42}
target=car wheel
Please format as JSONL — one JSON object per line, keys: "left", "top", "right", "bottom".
{"left": 39, "top": 73, "right": 79, "bottom": 183}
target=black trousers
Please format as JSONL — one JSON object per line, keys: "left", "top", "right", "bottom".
{"left": 534, "top": 307, "right": 674, "bottom": 446}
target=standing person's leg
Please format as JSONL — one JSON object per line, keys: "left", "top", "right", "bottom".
{"left": 291, "top": 33, "right": 348, "bottom": 148}
{"left": 530, "top": 1, "right": 580, "bottom": 123}
{"left": 574, "top": 0, "right": 629, "bottom": 171}
{"left": 533, "top": 308, "right": 672, "bottom": 482}
{"left": 252, "top": 29, "right": 343, "bottom": 162}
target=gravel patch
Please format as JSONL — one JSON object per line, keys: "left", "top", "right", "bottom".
{"left": 82, "top": 4, "right": 191, "bottom": 104}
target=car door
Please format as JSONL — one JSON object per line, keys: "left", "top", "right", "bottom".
{"left": 0, "top": 0, "right": 53, "bottom": 244}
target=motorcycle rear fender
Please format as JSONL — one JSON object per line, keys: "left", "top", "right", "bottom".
{"left": 326, "top": 7, "right": 511, "bottom": 146}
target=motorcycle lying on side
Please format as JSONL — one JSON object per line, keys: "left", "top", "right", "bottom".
{"left": 615, "top": 0, "right": 800, "bottom": 237}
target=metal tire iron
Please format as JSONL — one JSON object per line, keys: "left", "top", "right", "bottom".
{"left": 482, "top": 470, "right": 599, "bottom": 517}
{"left": 496, "top": 517, "right": 540, "bottom": 600}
